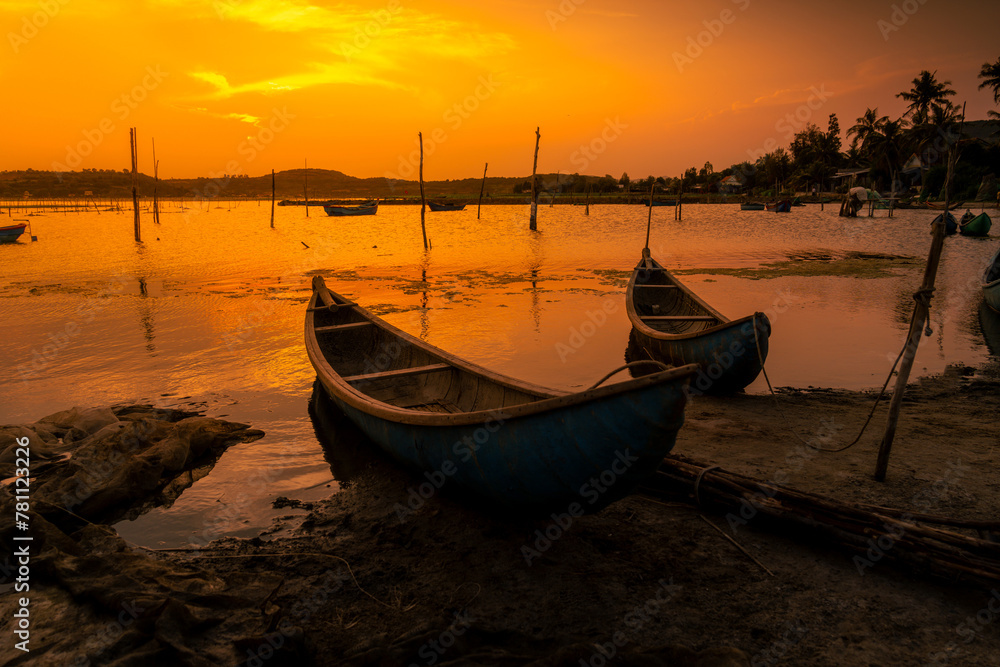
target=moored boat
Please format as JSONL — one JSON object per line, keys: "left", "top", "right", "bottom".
{"left": 304, "top": 276, "right": 699, "bottom": 512}
{"left": 960, "top": 211, "right": 992, "bottom": 237}
{"left": 0, "top": 223, "right": 27, "bottom": 243}
{"left": 764, "top": 201, "right": 791, "bottom": 212}
{"left": 933, "top": 211, "right": 958, "bottom": 236}
{"left": 645, "top": 200, "right": 676, "bottom": 207}
{"left": 984, "top": 244, "right": 1000, "bottom": 313}
{"left": 324, "top": 202, "right": 378, "bottom": 216}
{"left": 625, "top": 248, "right": 770, "bottom": 394}
{"left": 740, "top": 203, "right": 765, "bottom": 211}
{"left": 427, "top": 202, "right": 466, "bottom": 211}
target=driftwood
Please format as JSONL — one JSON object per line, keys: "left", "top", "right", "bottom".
{"left": 642, "top": 455, "right": 1000, "bottom": 587}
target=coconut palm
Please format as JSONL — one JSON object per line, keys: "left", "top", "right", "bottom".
{"left": 868, "top": 118, "right": 909, "bottom": 198}
{"left": 847, "top": 108, "right": 886, "bottom": 162}
{"left": 897, "top": 70, "right": 956, "bottom": 125}
{"left": 978, "top": 57, "right": 1000, "bottom": 119}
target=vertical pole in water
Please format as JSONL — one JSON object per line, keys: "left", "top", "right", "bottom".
{"left": 529, "top": 127, "right": 540, "bottom": 231}
{"left": 130, "top": 128, "right": 141, "bottom": 242}
{"left": 874, "top": 104, "right": 964, "bottom": 482}
{"left": 676, "top": 174, "right": 683, "bottom": 221}
{"left": 419, "top": 132, "right": 428, "bottom": 250}
{"left": 645, "top": 180, "right": 654, "bottom": 249}
{"left": 270, "top": 169, "right": 275, "bottom": 228}
{"left": 477, "top": 162, "right": 487, "bottom": 220}
{"left": 303, "top": 159, "right": 309, "bottom": 217}
{"left": 151, "top": 138, "right": 160, "bottom": 224}
{"left": 585, "top": 185, "right": 590, "bottom": 216}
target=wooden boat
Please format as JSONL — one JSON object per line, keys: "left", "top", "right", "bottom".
{"left": 740, "top": 203, "right": 765, "bottom": 211}
{"left": 626, "top": 248, "right": 771, "bottom": 394}
{"left": 644, "top": 200, "right": 676, "bottom": 207}
{"left": 324, "top": 202, "right": 378, "bottom": 216}
{"left": 984, "top": 244, "right": 1000, "bottom": 314}
{"left": 304, "top": 276, "right": 699, "bottom": 512}
{"left": 933, "top": 211, "right": 957, "bottom": 236}
{"left": 427, "top": 202, "right": 466, "bottom": 212}
{"left": 764, "top": 200, "right": 791, "bottom": 212}
{"left": 960, "top": 211, "right": 992, "bottom": 237}
{"left": 0, "top": 223, "right": 27, "bottom": 242}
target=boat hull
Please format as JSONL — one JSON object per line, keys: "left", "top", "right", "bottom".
{"left": 740, "top": 203, "right": 765, "bottom": 211}
{"left": 324, "top": 204, "right": 378, "bottom": 216}
{"left": 960, "top": 213, "right": 992, "bottom": 237}
{"left": 644, "top": 200, "right": 676, "bottom": 207}
{"left": 305, "top": 277, "right": 698, "bottom": 513}
{"left": 985, "top": 245, "right": 1000, "bottom": 313}
{"left": 427, "top": 202, "right": 466, "bottom": 211}
{"left": 765, "top": 201, "right": 791, "bottom": 212}
{"left": 0, "top": 223, "right": 27, "bottom": 242}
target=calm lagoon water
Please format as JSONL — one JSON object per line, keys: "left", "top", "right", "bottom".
{"left": 1, "top": 201, "right": 996, "bottom": 547}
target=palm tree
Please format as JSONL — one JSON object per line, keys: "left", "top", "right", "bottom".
{"left": 978, "top": 57, "right": 1000, "bottom": 119}
{"left": 868, "top": 118, "right": 909, "bottom": 198}
{"left": 897, "top": 71, "right": 956, "bottom": 125}
{"left": 847, "top": 108, "right": 886, "bottom": 162}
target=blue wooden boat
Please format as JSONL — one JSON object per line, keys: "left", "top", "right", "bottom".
{"left": 933, "top": 211, "right": 957, "bottom": 236}
{"left": 427, "top": 202, "right": 466, "bottom": 211}
{"left": 740, "top": 203, "right": 765, "bottom": 211}
{"left": 304, "top": 276, "right": 698, "bottom": 513}
{"left": 0, "top": 223, "right": 27, "bottom": 242}
{"left": 324, "top": 202, "right": 378, "bottom": 216}
{"left": 984, "top": 244, "right": 1000, "bottom": 314}
{"left": 626, "top": 248, "right": 771, "bottom": 394}
{"left": 644, "top": 200, "right": 676, "bottom": 207}
{"left": 764, "top": 200, "right": 791, "bottom": 212}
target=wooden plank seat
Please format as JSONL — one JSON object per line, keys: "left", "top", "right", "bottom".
{"left": 641, "top": 315, "right": 718, "bottom": 321}
{"left": 634, "top": 284, "right": 678, "bottom": 288}
{"left": 314, "top": 322, "right": 373, "bottom": 333}
{"left": 343, "top": 363, "right": 451, "bottom": 384}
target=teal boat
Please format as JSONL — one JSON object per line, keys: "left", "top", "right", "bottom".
{"left": 304, "top": 276, "right": 698, "bottom": 513}
{"left": 960, "top": 211, "right": 992, "bottom": 237}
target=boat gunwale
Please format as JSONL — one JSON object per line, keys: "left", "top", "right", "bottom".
{"left": 306, "top": 277, "right": 699, "bottom": 427}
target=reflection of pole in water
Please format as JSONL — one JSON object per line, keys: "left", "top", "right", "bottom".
{"left": 136, "top": 275, "right": 156, "bottom": 353}
{"left": 530, "top": 268, "right": 540, "bottom": 333}
{"left": 420, "top": 266, "right": 429, "bottom": 340}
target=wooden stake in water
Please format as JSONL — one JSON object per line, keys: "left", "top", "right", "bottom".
{"left": 529, "top": 127, "right": 540, "bottom": 231}
{"left": 270, "top": 169, "right": 275, "bottom": 228}
{"left": 874, "top": 104, "right": 965, "bottom": 482}
{"left": 303, "top": 159, "right": 309, "bottom": 218}
{"left": 129, "top": 128, "right": 141, "bottom": 242}
{"left": 645, "top": 180, "right": 655, "bottom": 248}
{"left": 151, "top": 138, "right": 160, "bottom": 224}
{"left": 419, "top": 132, "right": 428, "bottom": 250}
{"left": 477, "top": 162, "right": 488, "bottom": 220}
{"left": 585, "top": 184, "right": 590, "bottom": 216}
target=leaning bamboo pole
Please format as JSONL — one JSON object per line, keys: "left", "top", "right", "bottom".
{"left": 477, "top": 162, "right": 488, "bottom": 220}
{"left": 419, "top": 132, "right": 428, "bottom": 250}
{"left": 270, "top": 169, "right": 275, "bottom": 228}
{"left": 129, "top": 128, "right": 141, "bottom": 242}
{"left": 874, "top": 104, "right": 966, "bottom": 481}
{"left": 303, "top": 159, "right": 309, "bottom": 217}
{"left": 529, "top": 127, "right": 540, "bottom": 231}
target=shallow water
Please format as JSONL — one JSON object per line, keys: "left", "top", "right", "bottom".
{"left": 1, "top": 201, "right": 996, "bottom": 547}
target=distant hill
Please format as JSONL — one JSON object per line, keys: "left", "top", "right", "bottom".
{"left": 0, "top": 168, "right": 612, "bottom": 200}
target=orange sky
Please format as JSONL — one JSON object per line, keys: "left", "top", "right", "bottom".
{"left": 2, "top": 0, "right": 998, "bottom": 180}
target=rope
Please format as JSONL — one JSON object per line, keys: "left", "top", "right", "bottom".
{"left": 751, "top": 312, "right": 911, "bottom": 454}
{"left": 586, "top": 360, "right": 671, "bottom": 390}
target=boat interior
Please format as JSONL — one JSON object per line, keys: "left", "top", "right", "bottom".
{"left": 310, "top": 281, "right": 549, "bottom": 414}
{"left": 631, "top": 255, "right": 723, "bottom": 335}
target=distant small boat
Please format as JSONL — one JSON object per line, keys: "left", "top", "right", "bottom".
{"left": 427, "top": 202, "right": 466, "bottom": 212}
{"left": 324, "top": 202, "right": 378, "bottom": 216}
{"left": 765, "top": 201, "right": 791, "bottom": 212}
{"left": 305, "top": 276, "right": 699, "bottom": 512}
{"left": 626, "top": 248, "right": 771, "bottom": 394}
{"left": 644, "top": 200, "right": 676, "bottom": 207}
{"left": 933, "top": 212, "right": 958, "bottom": 236}
{"left": 791, "top": 197, "right": 804, "bottom": 207}
{"left": 0, "top": 223, "right": 27, "bottom": 243}
{"left": 740, "top": 203, "right": 765, "bottom": 211}
{"left": 984, "top": 244, "right": 1000, "bottom": 313}
{"left": 960, "top": 211, "right": 992, "bottom": 237}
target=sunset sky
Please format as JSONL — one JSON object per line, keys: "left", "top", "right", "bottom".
{"left": 2, "top": 0, "right": 998, "bottom": 180}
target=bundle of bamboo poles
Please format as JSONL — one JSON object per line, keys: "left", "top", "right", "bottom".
{"left": 642, "top": 455, "right": 1000, "bottom": 587}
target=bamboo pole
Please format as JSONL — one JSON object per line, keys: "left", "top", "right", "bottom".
{"left": 151, "top": 138, "right": 160, "bottom": 224}
{"left": 419, "top": 132, "right": 428, "bottom": 250}
{"left": 874, "top": 104, "right": 965, "bottom": 482}
{"left": 529, "top": 127, "right": 540, "bottom": 231}
{"left": 303, "top": 159, "right": 309, "bottom": 217}
{"left": 477, "top": 162, "right": 487, "bottom": 220}
{"left": 645, "top": 180, "right": 654, "bottom": 249}
{"left": 585, "top": 184, "right": 590, "bottom": 216}
{"left": 270, "top": 169, "right": 275, "bottom": 228}
{"left": 130, "top": 128, "right": 141, "bottom": 242}
{"left": 676, "top": 174, "right": 683, "bottom": 221}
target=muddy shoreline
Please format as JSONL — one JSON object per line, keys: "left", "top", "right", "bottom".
{"left": 3, "top": 362, "right": 1000, "bottom": 666}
